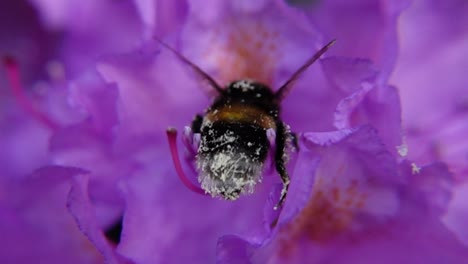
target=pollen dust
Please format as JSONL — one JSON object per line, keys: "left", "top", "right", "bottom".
{"left": 203, "top": 19, "right": 282, "bottom": 86}
{"left": 278, "top": 166, "right": 368, "bottom": 259}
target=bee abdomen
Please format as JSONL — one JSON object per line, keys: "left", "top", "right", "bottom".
{"left": 197, "top": 151, "right": 263, "bottom": 199}
{"left": 196, "top": 122, "right": 269, "bottom": 200}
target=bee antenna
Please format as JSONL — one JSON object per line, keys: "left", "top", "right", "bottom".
{"left": 275, "top": 39, "right": 336, "bottom": 101}
{"left": 153, "top": 36, "right": 224, "bottom": 94}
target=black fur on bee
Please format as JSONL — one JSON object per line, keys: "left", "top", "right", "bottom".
{"left": 191, "top": 81, "right": 291, "bottom": 202}
{"left": 160, "top": 38, "right": 336, "bottom": 209}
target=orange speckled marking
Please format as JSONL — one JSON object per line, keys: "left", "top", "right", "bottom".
{"left": 202, "top": 19, "right": 282, "bottom": 85}
{"left": 278, "top": 172, "right": 369, "bottom": 258}
{"left": 205, "top": 104, "right": 276, "bottom": 129}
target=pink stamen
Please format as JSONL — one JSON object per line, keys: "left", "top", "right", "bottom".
{"left": 2, "top": 56, "right": 59, "bottom": 130}
{"left": 166, "top": 127, "right": 206, "bottom": 195}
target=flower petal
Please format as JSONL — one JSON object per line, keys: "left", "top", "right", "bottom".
{"left": 97, "top": 48, "right": 209, "bottom": 136}
{"left": 182, "top": 0, "right": 323, "bottom": 86}
{"left": 391, "top": 0, "right": 468, "bottom": 175}
{"left": 31, "top": 0, "right": 144, "bottom": 74}
{"left": 134, "top": 0, "right": 188, "bottom": 36}
{"left": 323, "top": 57, "right": 403, "bottom": 155}
{"left": 444, "top": 181, "right": 468, "bottom": 247}
{"left": 0, "top": 166, "right": 102, "bottom": 264}
{"left": 293, "top": 0, "right": 409, "bottom": 82}
{"left": 67, "top": 174, "right": 126, "bottom": 264}
{"left": 218, "top": 127, "right": 468, "bottom": 263}
{"left": 116, "top": 151, "right": 277, "bottom": 263}
{"left": 68, "top": 72, "right": 119, "bottom": 134}
{"left": 217, "top": 235, "right": 259, "bottom": 264}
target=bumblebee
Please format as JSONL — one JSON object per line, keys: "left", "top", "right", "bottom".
{"left": 164, "top": 39, "right": 335, "bottom": 209}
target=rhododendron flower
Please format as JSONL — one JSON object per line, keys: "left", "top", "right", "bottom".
{"left": 1, "top": 0, "right": 467, "bottom": 263}
{"left": 390, "top": 0, "right": 468, "bottom": 250}
{"left": 392, "top": 0, "right": 468, "bottom": 177}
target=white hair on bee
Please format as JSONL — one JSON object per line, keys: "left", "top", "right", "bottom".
{"left": 232, "top": 80, "right": 256, "bottom": 92}
{"left": 197, "top": 148, "right": 263, "bottom": 200}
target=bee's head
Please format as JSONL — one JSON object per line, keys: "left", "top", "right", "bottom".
{"left": 224, "top": 79, "right": 277, "bottom": 106}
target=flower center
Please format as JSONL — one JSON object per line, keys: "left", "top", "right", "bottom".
{"left": 278, "top": 161, "right": 372, "bottom": 258}
{"left": 203, "top": 20, "right": 281, "bottom": 85}
{"left": 289, "top": 177, "right": 367, "bottom": 241}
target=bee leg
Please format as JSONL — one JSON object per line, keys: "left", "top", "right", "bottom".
{"left": 273, "top": 122, "right": 291, "bottom": 210}
{"left": 182, "top": 126, "right": 200, "bottom": 156}
{"left": 181, "top": 114, "right": 203, "bottom": 172}
{"left": 191, "top": 114, "right": 203, "bottom": 133}
{"left": 183, "top": 114, "right": 203, "bottom": 154}
{"left": 191, "top": 114, "right": 203, "bottom": 151}
{"left": 291, "top": 132, "right": 299, "bottom": 151}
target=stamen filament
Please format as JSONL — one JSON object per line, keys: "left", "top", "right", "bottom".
{"left": 2, "top": 56, "right": 58, "bottom": 130}
{"left": 166, "top": 127, "right": 206, "bottom": 195}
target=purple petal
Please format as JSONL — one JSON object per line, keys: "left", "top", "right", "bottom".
{"left": 354, "top": 85, "right": 402, "bottom": 156}
{"left": 97, "top": 48, "right": 209, "bottom": 136}
{"left": 0, "top": 166, "right": 102, "bottom": 264}
{"left": 322, "top": 57, "right": 403, "bottom": 155}
{"left": 31, "top": 0, "right": 144, "bottom": 74}
{"left": 116, "top": 154, "right": 276, "bottom": 263}
{"left": 295, "top": 0, "right": 409, "bottom": 82}
{"left": 266, "top": 148, "right": 320, "bottom": 230}
{"left": 321, "top": 57, "right": 378, "bottom": 94}
{"left": 399, "top": 161, "right": 453, "bottom": 217}
{"left": 183, "top": 0, "right": 323, "bottom": 84}
{"left": 217, "top": 235, "right": 258, "bottom": 264}
{"left": 392, "top": 0, "right": 468, "bottom": 175}
{"left": 333, "top": 82, "right": 373, "bottom": 129}
{"left": 295, "top": 126, "right": 401, "bottom": 235}
{"left": 218, "top": 127, "right": 468, "bottom": 263}
{"left": 68, "top": 72, "right": 119, "bottom": 134}
{"left": 0, "top": 109, "right": 50, "bottom": 178}
{"left": 134, "top": 0, "right": 188, "bottom": 36}
{"left": 334, "top": 84, "right": 403, "bottom": 157}
{"left": 67, "top": 174, "right": 126, "bottom": 264}
{"left": 302, "top": 128, "right": 355, "bottom": 146}
{"left": 0, "top": 0, "right": 59, "bottom": 85}
{"left": 444, "top": 181, "right": 468, "bottom": 247}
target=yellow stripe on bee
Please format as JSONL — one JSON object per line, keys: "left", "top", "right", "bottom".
{"left": 205, "top": 104, "right": 276, "bottom": 129}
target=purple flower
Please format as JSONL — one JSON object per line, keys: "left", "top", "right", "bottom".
{"left": 0, "top": 0, "right": 142, "bottom": 263}
{"left": 389, "top": 0, "right": 468, "bottom": 250}
{"left": 30, "top": 0, "right": 144, "bottom": 75}
{"left": 0, "top": 165, "right": 103, "bottom": 263}
{"left": 218, "top": 127, "right": 468, "bottom": 263}
{"left": 391, "top": 0, "right": 468, "bottom": 177}
{"left": 1, "top": 0, "right": 467, "bottom": 263}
